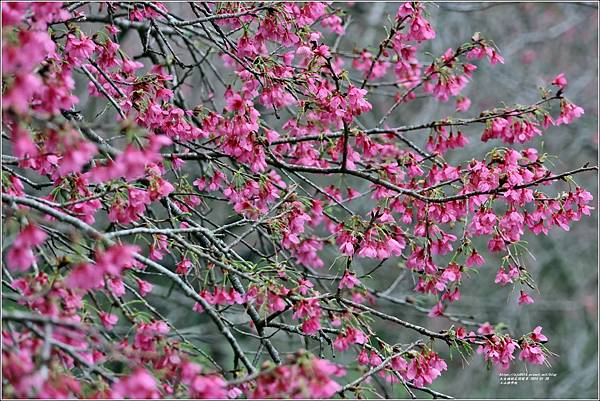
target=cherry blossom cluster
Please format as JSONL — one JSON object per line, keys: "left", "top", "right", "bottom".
{"left": 1, "top": 1, "right": 595, "bottom": 399}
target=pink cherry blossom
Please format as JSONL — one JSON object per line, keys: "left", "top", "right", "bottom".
{"left": 518, "top": 343, "right": 545, "bottom": 365}
{"left": 556, "top": 100, "right": 584, "bottom": 125}
{"left": 530, "top": 326, "right": 548, "bottom": 343}
{"left": 99, "top": 312, "right": 118, "bottom": 330}
{"left": 65, "top": 33, "right": 96, "bottom": 65}
{"left": 551, "top": 73, "right": 567, "bottom": 89}
{"left": 339, "top": 270, "right": 361, "bottom": 289}
{"left": 518, "top": 291, "right": 534, "bottom": 305}
{"left": 6, "top": 224, "right": 47, "bottom": 271}
{"left": 456, "top": 96, "right": 471, "bottom": 112}
{"left": 466, "top": 250, "right": 485, "bottom": 267}
{"left": 111, "top": 368, "right": 160, "bottom": 399}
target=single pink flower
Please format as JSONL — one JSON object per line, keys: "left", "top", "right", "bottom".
{"left": 551, "top": 73, "right": 567, "bottom": 89}
{"left": 339, "top": 270, "right": 361, "bottom": 289}
{"left": 530, "top": 326, "right": 548, "bottom": 342}
{"left": 518, "top": 291, "right": 534, "bottom": 305}
{"left": 99, "top": 312, "right": 118, "bottom": 330}
{"left": 456, "top": 96, "right": 471, "bottom": 112}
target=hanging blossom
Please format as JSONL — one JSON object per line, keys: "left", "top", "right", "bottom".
{"left": 250, "top": 354, "right": 346, "bottom": 399}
